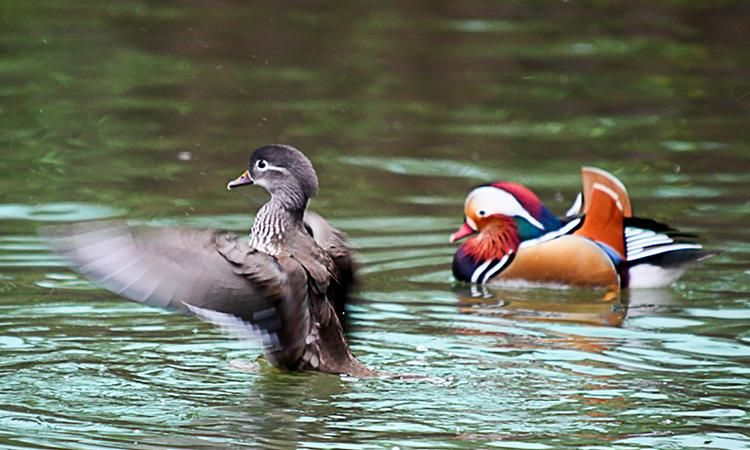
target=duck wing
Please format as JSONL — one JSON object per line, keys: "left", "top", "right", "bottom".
{"left": 44, "top": 222, "right": 312, "bottom": 367}
{"left": 580, "top": 166, "right": 633, "bottom": 217}
{"left": 303, "top": 211, "right": 358, "bottom": 318}
{"left": 573, "top": 183, "right": 626, "bottom": 260}
{"left": 623, "top": 217, "right": 710, "bottom": 280}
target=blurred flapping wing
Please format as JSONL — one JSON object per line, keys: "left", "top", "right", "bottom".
{"left": 44, "top": 222, "right": 311, "bottom": 362}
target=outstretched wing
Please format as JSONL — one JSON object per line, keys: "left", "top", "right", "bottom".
{"left": 44, "top": 222, "right": 311, "bottom": 365}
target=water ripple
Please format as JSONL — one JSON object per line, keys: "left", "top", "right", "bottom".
{"left": 0, "top": 203, "right": 125, "bottom": 222}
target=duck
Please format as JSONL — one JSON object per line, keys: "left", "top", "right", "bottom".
{"left": 450, "top": 167, "right": 713, "bottom": 290}
{"left": 47, "top": 144, "right": 372, "bottom": 376}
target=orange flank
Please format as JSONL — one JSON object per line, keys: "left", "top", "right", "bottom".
{"left": 574, "top": 184, "right": 626, "bottom": 259}
{"left": 498, "top": 235, "right": 619, "bottom": 289}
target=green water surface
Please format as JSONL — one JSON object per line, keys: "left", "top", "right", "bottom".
{"left": 1, "top": 1, "right": 749, "bottom": 449}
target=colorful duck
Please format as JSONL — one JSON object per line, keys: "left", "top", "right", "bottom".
{"left": 450, "top": 167, "right": 712, "bottom": 290}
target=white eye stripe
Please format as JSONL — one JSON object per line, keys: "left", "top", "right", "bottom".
{"left": 467, "top": 186, "right": 544, "bottom": 230}
{"left": 266, "top": 164, "right": 290, "bottom": 174}
{"left": 255, "top": 160, "right": 290, "bottom": 174}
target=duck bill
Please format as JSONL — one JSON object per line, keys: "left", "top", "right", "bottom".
{"left": 449, "top": 222, "right": 476, "bottom": 243}
{"left": 227, "top": 170, "right": 253, "bottom": 190}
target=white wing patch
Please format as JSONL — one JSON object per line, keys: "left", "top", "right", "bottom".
{"left": 626, "top": 227, "right": 702, "bottom": 261}
{"left": 184, "top": 303, "right": 280, "bottom": 351}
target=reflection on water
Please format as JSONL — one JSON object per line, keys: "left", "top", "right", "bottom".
{"left": 454, "top": 284, "right": 627, "bottom": 327}
{"left": 1, "top": 0, "right": 750, "bottom": 449}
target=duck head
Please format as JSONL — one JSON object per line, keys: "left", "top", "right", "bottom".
{"left": 450, "top": 182, "right": 563, "bottom": 282}
{"left": 450, "top": 182, "right": 562, "bottom": 246}
{"left": 228, "top": 144, "right": 319, "bottom": 210}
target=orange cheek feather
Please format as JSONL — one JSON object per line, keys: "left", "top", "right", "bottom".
{"left": 461, "top": 216, "right": 520, "bottom": 262}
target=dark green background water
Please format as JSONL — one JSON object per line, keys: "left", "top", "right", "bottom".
{"left": 1, "top": 1, "right": 749, "bottom": 449}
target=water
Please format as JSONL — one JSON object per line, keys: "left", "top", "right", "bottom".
{"left": 1, "top": 1, "right": 749, "bottom": 448}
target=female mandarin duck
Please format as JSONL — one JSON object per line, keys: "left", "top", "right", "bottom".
{"left": 47, "top": 145, "right": 371, "bottom": 376}
{"left": 450, "top": 167, "right": 712, "bottom": 290}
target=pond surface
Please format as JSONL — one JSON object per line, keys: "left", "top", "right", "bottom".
{"left": 1, "top": 1, "right": 750, "bottom": 449}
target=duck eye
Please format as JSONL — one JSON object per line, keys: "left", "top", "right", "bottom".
{"left": 256, "top": 159, "right": 267, "bottom": 170}
{"left": 478, "top": 210, "right": 486, "bottom": 216}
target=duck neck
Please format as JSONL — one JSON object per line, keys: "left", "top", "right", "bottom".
{"left": 517, "top": 207, "right": 562, "bottom": 241}
{"left": 250, "top": 196, "right": 307, "bottom": 255}
{"left": 463, "top": 216, "right": 521, "bottom": 262}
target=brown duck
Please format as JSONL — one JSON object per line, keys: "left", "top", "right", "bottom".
{"left": 48, "top": 144, "right": 372, "bottom": 376}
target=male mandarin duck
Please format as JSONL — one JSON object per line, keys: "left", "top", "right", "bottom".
{"left": 47, "top": 145, "right": 371, "bottom": 376}
{"left": 450, "top": 167, "right": 712, "bottom": 290}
